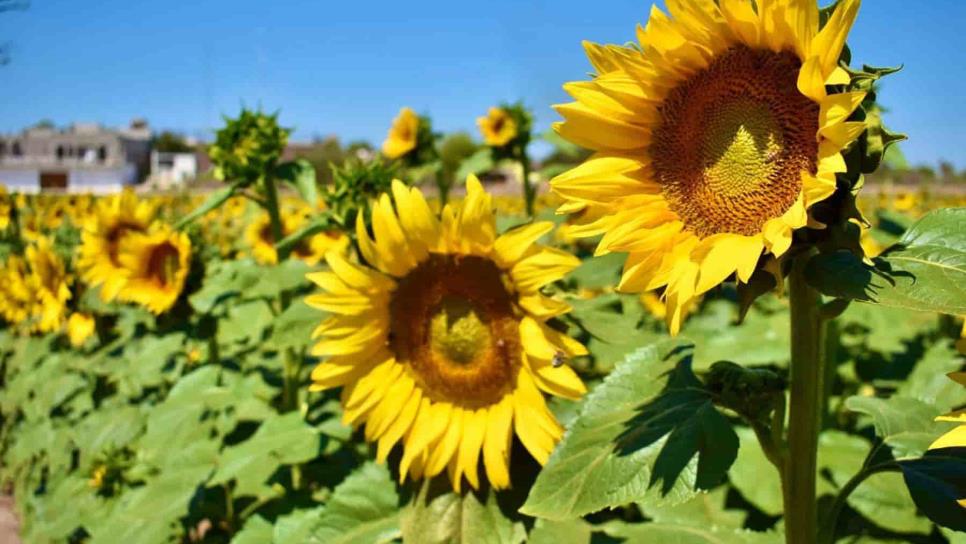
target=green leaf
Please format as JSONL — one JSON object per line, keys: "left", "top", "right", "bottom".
{"left": 568, "top": 252, "right": 624, "bottom": 290}
{"left": 641, "top": 487, "right": 746, "bottom": 529}
{"left": 234, "top": 515, "right": 275, "bottom": 544}
{"left": 527, "top": 519, "right": 594, "bottom": 544}
{"left": 401, "top": 483, "right": 525, "bottom": 544}
{"left": 898, "top": 447, "right": 966, "bottom": 532}
{"left": 897, "top": 340, "right": 966, "bottom": 412}
{"left": 522, "top": 342, "right": 737, "bottom": 520}
{"left": 601, "top": 520, "right": 782, "bottom": 543}
{"left": 189, "top": 259, "right": 263, "bottom": 313}
{"left": 174, "top": 184, "right": 237, "bottom": 229}
{"left": 218, "top": 299, "right": 274, "bottom": 346}
{"left": 273, "top": 507, "right": 327, "bottom": 543}
{"left": 311, "top": 462, "right": 401, "bottom": 544}
{"left": 455, "top": 149, "right": 495, "bottom": 183}
{"left": 276, "top": 159, "right": 319, "bottom": 204}
{"left": 848, "top": 471, "right": 932, "bottom": 535}
{"left": 845, "top": 395, "right": 950, "bottom": 458}
{"left": 269, "top": 300, "right": 320, "bottom": 351}
{"left": 806, "top": 208, "right": 966, "bottom": 315}
{"left": 683, "top": 298, "right": 790, "bottom": 371}
{"left": 210, "top": 412, "right": 319, "bottom": 497}
{"left": 728, "top": 427, "right": 783, "bottom": 516}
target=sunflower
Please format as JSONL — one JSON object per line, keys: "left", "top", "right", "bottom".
{"left": 551, "top": 0, "right": 865, "bottom": 334}
{"left": 478, "top": 107, "right": 518, "bottom": 147}
{"left": 77, "top": 189, "right": 155, "bottom": 302}
{"left": 0, "top": 256, "right": 31, "bottom": 327}
{"left": 25, "top": 236, "right": 72, "bottom": 333}
{"left": 67, "top": 312, "right": 96, "bottom": 347}
{"left": 245, "top": 213, "right": 281, "bottom": 265}
{"left": 116, "top": 223, "right": 191, "bottom": 314}
{"left": 306, "top": 176, "right": 586, "bottom": 491}
{"left": 382, "top": 107, "right": 420, "bottom": 159}
{"left": 0, "top": 185, "right": 10, "bottom": 231}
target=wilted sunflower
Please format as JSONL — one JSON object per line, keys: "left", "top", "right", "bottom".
{"left": 477, "top": 107, "right": 518, "bottom": 147}
{"left": 67, "top": 312, "right": 96, "bottom": 347}
{"left": 552, "top": 0, "right": 865, "bottom": 333}
{"left": 116, "top": 223, "right": 191, "bottom": 314}
{"left": 382, "top": 107, "right": 420, "bottom": 159}
{"left": 77, "top": 190, "right": 155, "bottom": 302}
{"left": 306, "top": 177, "right": 586, "bottom": 491}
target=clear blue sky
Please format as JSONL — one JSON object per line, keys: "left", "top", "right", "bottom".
{"left": 1, "top": 0, "right": 964, "bottom": 168}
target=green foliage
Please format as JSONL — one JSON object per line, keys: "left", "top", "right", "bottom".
{"left": 153, "top": 131, "right": 194, "bottom": 153}
{"left": 521, "top": 342, "right": 738, "bottom": 520}
{"left": 806, "top": 208, "right": 966, "bottom": 315}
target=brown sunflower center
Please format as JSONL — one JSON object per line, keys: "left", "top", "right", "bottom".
{"left": 389, "top": 254, "right": 519, "bottom": 406}
{"left": 146, "top": 242, "right": 180, "bottom": 287}
{"left": 650, "top": 46, "right": 819, "bottom": 238}
{"left": 106, "top": 221, "right": 145, "bottom": 265}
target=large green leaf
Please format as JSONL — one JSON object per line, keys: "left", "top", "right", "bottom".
{"left": 898, "top": 447, "right": 966, "bottom": 532}
{"left": 210, "top": 412, "right": 319, "bottom": 497}
{"left": 601, "top": 520, "right": 782, "bottom": 543}
{"left": 847, "top": 472, "right": 932, "bottom": 535}
{"left": 527, "top": 519, "right": 594, "bottom": 544}
{"left": 641, "top": 487, "right": 746, "bottom": 529}
{"left": 455, "top": 149, "right": 495, "bottom": 184}
{"left": 728, "top": 427, "right": 783, "bottom": 516}
{"left": 896, "top": 340, "right": 966, "bottom": 412}
{"left": 806, "top": 208, "right": 966, "bottom": 315}
{"left": 401, "top": 483, "right": 526, "bottom": 544}
{"left": 269, "top": 299, "right": 320, "bottom": 351}
{"left": 310, "top": 462, "right": 401, "bottom": 544}
{"left": 521, "top": 342, "right": 738, "bottom": 520}
{"left": 845, "top": 395, "right": 950, "bottom": 458}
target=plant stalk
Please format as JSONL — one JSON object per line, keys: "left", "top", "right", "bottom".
{"left": 520, "top": 152, "right": 535, "bottom": 218}
{"left": 783, "top": 253, "right": 827, "bottom": 544}
{"left": 261, "top": 173, "right": 288, "bottom": 261}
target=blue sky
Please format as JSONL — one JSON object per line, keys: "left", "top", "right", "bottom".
{"left": 1, "top": 0, "right": 964, "bottom": 168}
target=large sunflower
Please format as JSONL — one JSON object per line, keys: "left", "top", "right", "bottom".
{"left": 306, "top": 177, "right": 586, "bottom": 491}
{"left": 552, "top": 0, "right": 865, "bottom": 333}
{"left": 77, "top": 190, "right": 156, "bottom": 302}
{"left": 116, "top": 223, "right": 191, "bottom": 314}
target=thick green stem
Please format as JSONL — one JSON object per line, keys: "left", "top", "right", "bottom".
{"left": 520, "top": 153, "right": 535, "bottom": 218}
{"left": 261, "top": 174, "right": 288, "bottom": 261}
{"left": 783, "top": 254, "right": 827, "bottom": 544}
{"left": 817, "top": 460, "right": 897, "bottom": 544}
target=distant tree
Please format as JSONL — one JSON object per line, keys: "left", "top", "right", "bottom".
{"left": 294, "top": 136, "right": 345, "bottom": 186}
{"left": 153, "top": 131, "right": 193, "bottom": 153}
{"left": 438, "top": 132, "right": 479, "bottom": 183}
{"left": 32, "top": 119, "right": 55, "bottom": 130}
{"left": 939, "top": 161, "right": 955, "bottom": 184}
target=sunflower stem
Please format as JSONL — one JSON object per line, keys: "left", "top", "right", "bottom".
{"left": 520, "top": 153, "right": 535, "bottom": 218}
{"left": 783, "top": 252, "right": 826, "bottom": 544}
{"left": 261, "top": 173, "right": 288, "bottom": 262}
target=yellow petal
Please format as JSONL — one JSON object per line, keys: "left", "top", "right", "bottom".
{"left": 520, "top": 316, "right": 588, "bottom": 361}
{"left": 455, "top": 408, "right": 487, "bottom": 490}
{"left": 426, "top": 407, "right": 464, "bottom": 479}
{"left": 930, "top": 425, "right": 966, "bottom": 450}
{"left": 482, "top": 396, "right": 514, "bottom": 489}
{"left": 399, "top": 399, "right": 451, "bottom": 483}
{"left": 797, "top": 55, "right": 827, "bottom": 102}
{"left": 511, "top": 248, "right": 581, "bottom": 292}
{"left": 376, "top": 387, "right": 422, "bottom": 463}
{"left": 493, "top": 222, "right": 554, "bottom": 268}
{"left": 812, "top": 0, "right": 861, "bottom": 78}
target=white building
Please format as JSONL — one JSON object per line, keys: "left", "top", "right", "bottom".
{"left": 148, "top": 151, "right": 198, "bottom": 190}
{"left": 0, "top": 120, "right": 152, "bottom": 194}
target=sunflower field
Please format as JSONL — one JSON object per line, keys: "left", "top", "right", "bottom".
{"left": 2, "top": 2, "right": 966, "bottom": 544}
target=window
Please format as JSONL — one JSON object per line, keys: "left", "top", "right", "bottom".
{"left": 98, "top": 145, "right": 108, "bottom": 162}
{"left": 11, "top": 141, "right": 21, "bottom": 156}
{"left": 56, "top": 145, "right": 65, "bottom": 160}
{"left": 0, "top": 141, "right": 6, "bottom": 157}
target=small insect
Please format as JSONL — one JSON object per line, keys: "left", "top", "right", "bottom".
{"left": 551, "top": 350, "right": 567, "bottom": 368}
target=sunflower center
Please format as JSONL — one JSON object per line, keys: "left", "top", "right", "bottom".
{"left": 430, "top": 296, "right": 491, "bottom": 364}
{"left": 651, "top": 46, "right": 819, "bottom": 238}
{"left": 390, "top": 254, "right": 519, "bottom": 406}
{"left": 147, "top": 242, "right": 180, "bottom": 287}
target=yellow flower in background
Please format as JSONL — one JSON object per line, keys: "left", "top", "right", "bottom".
{"left": 551, "top": 0, "right": 864, "bottom": 334}
{"left": 0, "top": 185, "right": 10, "bottom": 231}
{"left": 640, "top": 292, "right": 667, "bottom": 320}
{"left": 26, "top": 236, "right": 72, "bottom": 333}
{"left": 477, "top": 107, "right": 518, "bottom": 147}
{"left": 306, "top": 177, "right": 586, "bottom": 491}
{"left": 245, "top": 213, "right": 281, "bottom": 265}
{"left": 382, "top": 107, "right": 420, "bottom": 159}
{"left": 77, "top": 189, "right": 155, "bottom": 302}
{"left": 116, "top": 223, "right": 191, "bottom": 314}
{"left": 67, "top": 313, "right": 96, "bottom": 347}
{"left": 246, "top": 211, "right": 349, "bottom": 266}
{"left": 0, "top": 256, "right": 34, "bottom": 328}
